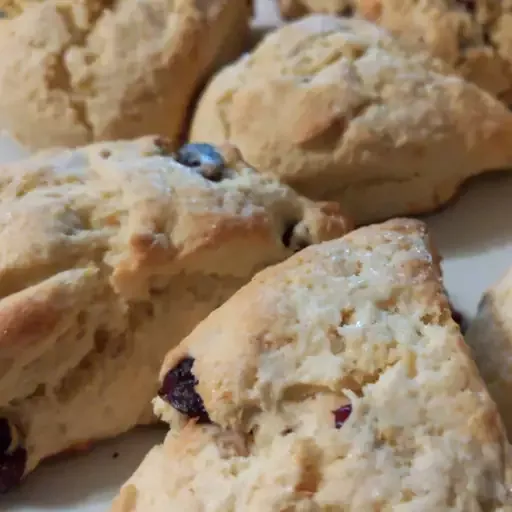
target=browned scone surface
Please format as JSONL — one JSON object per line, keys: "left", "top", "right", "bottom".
{"left": 0, "top": 0, "right": 252, "bottom": 150}
{"left": 278, "top": 1, "right": 512, "bottom": 105}
{"left": 189, "top": 14, "right": 512, "bottom": 225}
{"left": 113, "top": 219, "right": 511, "bottom": 511}
{"left": 0, "top": 136, "right": 350, "bottom": 493}
{"left": 0, "top": 0, "right": 43, "bottom": 18}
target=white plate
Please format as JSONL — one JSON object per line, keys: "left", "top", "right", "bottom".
{"left": 1, "top": 132, "right": 512, "bottom": 512}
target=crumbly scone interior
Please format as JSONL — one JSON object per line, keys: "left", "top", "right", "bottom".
{"left": 139, "top": 220, "right": 510, "bottom": 510}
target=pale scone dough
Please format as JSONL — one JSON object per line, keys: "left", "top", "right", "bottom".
{"left": 0, "top": 0, "right": 252, "bottom": 150}
{"left": 465, "top": 265, "right": 512, "bottom": 440}
{"left": 0, "top": 0, "right": 43, "bottom": 18}
{"left": 112, "top": 219, "right": 512, "bottom": 511}
{"left": 189, "top": 14, "right": 512, "bottom": 226}
{"left": 0, "top": 136, "right": 350, "bottom": 492}
{"left": 278, "top": 1, "right": 512, "bottom": 105}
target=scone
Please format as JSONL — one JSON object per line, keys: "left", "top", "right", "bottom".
{"left": 112, "top": 218, "right": 511, "bottom": 511}
{"left": 278, "top": 0, "right": 356, "bottom": 19}
{"left": 0, "top": 0, "right": 42, "bottom": 18}
{"left": 189, "top": 14, "right": 512, "bottom": 226}
{"left": 279, "top": 1, "right": 512, "bottom": 104}
{"left": 465, "top": 266, "right": 512, "bottom": 440}
{"left": 0, "top": 0, "right": 252, "bottom": 150}
{"left": 0, "top": 136, "right": 350, "bottom": 493}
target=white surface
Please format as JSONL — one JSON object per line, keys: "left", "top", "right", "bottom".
{"left": 2, "top": 0, "right": 512, "bottom": 507}
{"left": 0, "top": 135, "right": 511, "bottom": 512}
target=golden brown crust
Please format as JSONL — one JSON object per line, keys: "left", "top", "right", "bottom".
{"left": 0, "top": 136, "right": 350, "bottom": 487}
{"left": 115, "top": 218, "right": 511, "bottom": 511}
{"left": 278, "top": 1, "right": 512, "bottom": 104}
{"left": 189, "top": 14, "right": 512, "bottom": 225}
{"left": 0, "top": 0, "right": 252, "bottom": 150}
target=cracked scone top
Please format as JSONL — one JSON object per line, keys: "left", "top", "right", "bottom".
{"left": 465, "top": 266, "right": 512, "bottom": 441}
{"left": 112, "top": 219, "right": 511, "bottom": 511}
{"left": 278, "top": 1, "right": 512, "bottom": 104}
{"left": 0, "top": 136, "right": 350, "bottom": 492}
{"left": 0, "top": 0, "right": 252, "bottom": 150}
{"left": 190, "top": 14, "right": 512, "bottom": 225}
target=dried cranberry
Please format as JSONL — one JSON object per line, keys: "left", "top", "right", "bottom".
{"left": 158, "top": 357, "right": 211, "bottom": 424}
{"left": 340, "top": 5, "right": 354, "bottom": 17}
{"left": 443, "top": 289, "right": 467, "bottom": 333}
{"left": 0, "top": 420, "right": 10, "bottom": 454}
{"left": 457, "top": 0, "right": 476, "bottom": 12}
{"left": 0, "top": 419, "right": 26, "bottom": 494}
{"left": 448, "top": 301, "right": 467, "bottom": 333}
{"left": 333, "top": 404, "right": 352, "bottom": 429}
{"left": 451, "top": 308, "right": 467, "bottom": 331}
{"left": 175, "top": 143, "right": 226, "bottom": 182}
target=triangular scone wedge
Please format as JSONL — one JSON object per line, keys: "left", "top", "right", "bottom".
{"left": 0, "top": 0, "right": 252, "bottom": 150}
{"left": 113, "top": 219, "right": 511, "bottom": 511}
{"left": 465, "top": 267, "right": 512, "bottom": 440}
{"left": 0, "top": 136, "right": 350, "bottom": 493}
{"left": 189, "top": 14, "right": 512, "bottom": 225}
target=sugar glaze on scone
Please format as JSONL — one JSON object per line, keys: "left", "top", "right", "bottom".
{"left": 189, "top": 14, "right": 512, "bottom": 225}
{"left": 465, "top": 266, "right": 512, "bottom": 441}
{"left": 113, "top": 219, "right": 511, "bottom": 511}
{"left": 0, "top": 136, "right": 350, "bottom": 492}
{"left": 0, "top": 0, "right": 252, "bottom": 150}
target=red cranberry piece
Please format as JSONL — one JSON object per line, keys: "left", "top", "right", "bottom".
{"left": 0, "top": 419, "right": 10, "bottom": 454}
{"left": 158, "top": 357, "right": 211, "bottom": 424}
{"left": 457, "top": 0, "right": 476, "bottom": 12}
{"left": 451, "top": 308, "right": 467, "bottom": 333}
{"left": 447, "top": 299, "right": 467, "bottom": 333}
{"left": 0, "top": 419, "right": 26, "bottom": 494}
{"left": 443, "top": 289, "right": 467, "bottom": 333}
{"left": 333, "top": 404, "right": 352, "bottom": 429}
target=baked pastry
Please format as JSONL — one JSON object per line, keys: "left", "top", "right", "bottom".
{"left": 278, "top": 0, "right": 356, "bottom": 19}
{"left": 0, "top": 0, "right": 252, "bottom": 150}
{"left": 0, "top": 136, "right": 350, "bottom": 493}
{"left": 0, "top": 0, "right": 42, "bottom": 18}
{"left": 189, "top": 14, "right": 512, "bottom": 226}
{"left": 465, "top": 266, "right": 512, "bottom": 440}
{"left": 112, "top": 218, "right": 511, "bottom": 511}
{"left": 278, "top": 1, "right": 512, "bottom": 104}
